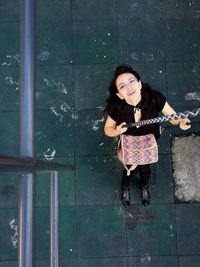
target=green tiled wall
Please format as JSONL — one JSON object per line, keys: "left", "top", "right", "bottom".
{"left": 0, "top": 0, "right": 200, "bottom": 266}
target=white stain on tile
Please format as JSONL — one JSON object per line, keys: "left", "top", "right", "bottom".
{"left": 43, "top": 147, "right": 56, "bottom": 160}
{"left": 41, "top": 76, "right": 68, "bottom": 94}
{"left": 92, "top": 117, "right": 104, "bottom": 131}
{"left": 60, "top": 103, "right": 78, "bottom": 120}
{"left": 4, "top": 76, "right": 20, "bottom": 91}
{"left": 140, "top": 255, "right": 151, "bottom": 263}
{"left": 50, "top": 107, "right": 64, "bottom": 122}
{"left": 2, "top": 54, "right": 20, "bottom": 66}
{"left": 169, "top": 224, "right": 174, "bottom": 237}
{"left": 9, "top": 219, "right": 18, "bottom": 248}
{"left": 71, "top": 113, "right": 79, "bottom": 120}
{"left": 131, "top": 52, "right": 138, "bottom": 61}
{"left": 37, "top": 51, "right": 50, "bottom": 61}
{"left": 60, "top": 103, "right": 71, "bottom": 112}
{"left": 96, "top": 106, "right": 104, "bottom": 111}
{"left": 185, "top": 92, "right": 200, "bottom": 101}
{"left": 131, "top": 3, "right": 138, "bottom": 8}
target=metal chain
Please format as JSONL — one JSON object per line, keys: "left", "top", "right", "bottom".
{"left": 124, "top": 108, "right": 200, "bottom": 128}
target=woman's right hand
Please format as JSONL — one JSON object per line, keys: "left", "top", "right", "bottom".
{"left": 104, "top": 116, "right": 128, "bottom": 137}
{"left": 115, "top": 122, "right": 128, "bottom": 135}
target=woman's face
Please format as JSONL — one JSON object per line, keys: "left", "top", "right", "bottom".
{"left": 116, "top": 73, "right": 142, "bottom": 103}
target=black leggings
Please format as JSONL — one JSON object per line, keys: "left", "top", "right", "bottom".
{"left": 122, "top": 164, "right": 151, "bottom": 189}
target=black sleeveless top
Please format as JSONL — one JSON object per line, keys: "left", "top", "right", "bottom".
{"left": 107, "top": 90, "right": 166, "bottom": 139}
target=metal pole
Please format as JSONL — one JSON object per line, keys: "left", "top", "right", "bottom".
{"left": 50, "top": 171, "right": 59, "bottom": 267}
{"left": 20, "top": 0, "right": 36, "bottom": 156}
{"left": 18, "top": 173, "right": 35, "bottom": 267}
{"left": 19, "top": 0, "right": 36, "bottom": 266}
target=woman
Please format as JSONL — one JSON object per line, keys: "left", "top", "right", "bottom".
{"left": 104, "top": 64, "right": 190, "bottom": 207}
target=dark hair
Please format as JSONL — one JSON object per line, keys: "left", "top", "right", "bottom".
{"left": 104, "top": 64, "right": 159, "bottom": 120}
{"left": 106, "top": 64, "right": 141, "bottom": 103}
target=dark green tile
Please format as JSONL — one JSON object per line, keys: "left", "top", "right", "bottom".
{"left": 73, "top": 36, "right": 118, "bottom": 65}
{"left": 0, "top": 23, "right": 19, "bottom": 67}
{"left": 73, "top": 20, "right": 117, "bottom": 36}
{"left": 72, "top": 0, "right": 117, "bottom": 20}
{"left": 161, "top": 0, "right": 200, "bottom": 19}
{"left": 58, "top": 259, "right": 77, "bottom": 267}
{"left": 35, "top": 261, "right": 49, "bottom": 267}
{"left": 36, "top": 109, "right": 75, "bottom": 158}
{"left": 127, "top": 204, "right": 176, "bottom": 255}
{"left": 74, "top": 64, "right": 114, "bottom": 110}
{"left": 76, "top": 206, "right": 126, "bottom": 257}
{"left": 175, "top": 204, "right": 200, "bottom": 255}
{"left": 166, "top": 62, "right": 200, "bottom": 110}
{"left": 0, "top": 66, "right": 19, "bottom": 111}
{"left": 36, "top": 166, "right": 75, "bottom": 207}
{"left": 76, "top": 156, "right": 123, "bottom": 205}
{"left": 156, "top": 256, "right": 178, "bottom": 267}
{"left": 37, "top": 0, "right": 71, "bottom": 22}
{"left": 73, "top": 20, "right": 118, "bottom": 65}
{"left": 0, "top": 0, "right": 19, "bottom": 22}
{"left": 118, "top": 19, "right": 166, "bottom": 63}
{"left": 59, "top": 207, "right": 77, "bottom": 258}
{"left": 157, "top": 130, "right": 171, "bottom": 154}
{"left": 37, "top": 22, "right": 73, "bottom": 65}
{"left": 117, "top": 0, "right": 162, "bottom": 19}
{"left": 0, "top": 111, "right": 19, "bottom": 156}
{"left": 0, "top": 209, "right": 18, "bottom": 260}
{"left": 77, "top": 257, "right": 127, "bottom": 267}
{"left": 59, "top": 168, "right": 75, "bottom": 206}
{"left": 0, "top": 174, "right": 18, "bottom": 208}
{"left": 166, "top": 20, "right": 200, "bottom": 62}
{"left": 36, "top": 174, "right": 50, "bottom": 207}
{"left": 0, "top": 261, "right": 17, "bottom": 267}
{"left": 151, "top": 154, "right": 174, "bottom": 203}
{"left": 128, "top": 256, "right": 178, "bottom": 267}
{"left": 75, "top": 108, "right": 116, "bottom": 156}
{"left": 179, "top": 256, "right": 200, "bottom": 267}
{"left": 36, "top": 65, "right": 74, "bottom": 109}
{"left": 35, "top": 207, "right": 50, "bottom": 259}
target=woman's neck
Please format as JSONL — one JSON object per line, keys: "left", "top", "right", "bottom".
{"left": 126, "top": 94, "right": 142, "bottom": 106}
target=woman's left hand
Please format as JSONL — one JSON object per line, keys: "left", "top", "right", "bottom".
{"left": 179, "top": 118, "right": 191, "bottom": 130}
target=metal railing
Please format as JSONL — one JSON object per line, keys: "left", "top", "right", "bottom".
{"left": 1, "top": 0, "right": 64, "bottom": 265}
{"left": 0, "top": 156, "right": 70, "bottom": 266}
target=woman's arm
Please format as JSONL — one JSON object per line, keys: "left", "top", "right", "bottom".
{"left": 104, "top": 115, "right": 127, "bottom": 137}
{"left": 162, "top": 102, "right": 191, "bottom": 130}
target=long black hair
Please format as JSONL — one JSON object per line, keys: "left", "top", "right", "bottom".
{"left": 104, "top": 64, "right": 160, "bottom": 120}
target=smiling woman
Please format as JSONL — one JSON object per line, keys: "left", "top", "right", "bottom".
{"left": 116, "top": 73, "right": 142, "bottom": 105}
{"left": 103, "top": 64, "right": 191, "bottom": 208}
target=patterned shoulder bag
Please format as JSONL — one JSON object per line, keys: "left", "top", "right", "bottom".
{"left": 117, "top": 134, "right": 158, "bottom": 176}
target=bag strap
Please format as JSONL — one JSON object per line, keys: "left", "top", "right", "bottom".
{"left": 124, "top": 164, "right": 138, "bottom": 176}
{"left": 119, "top": 134, "right": 138, "bottom": 176}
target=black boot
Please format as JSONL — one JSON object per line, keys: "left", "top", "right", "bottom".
{"left": 121, "top": 186, "right": 130, "bottom": 208}
{"left": 141, "top": 187, "right": 150, "bottom": 207}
